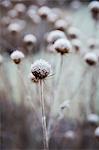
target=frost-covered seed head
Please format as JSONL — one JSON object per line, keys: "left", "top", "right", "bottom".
{"left": 8, "top": 23, "right": 22, "bottom": 34}
{"left": 88, "top": 1, "right": 99, "bottom": 20}
{"left": 47, "top": 12, "right": 59, "bottom": 24}
{"left": 14, "top": 3, "right": 26, "bottom": 14}
{"left": 54, "top": 19, "right": 67, "bottom": 31}
{"left": 29, "top": 73, "right": 39, "bottom": 83}
{"left": 11, "top": 50, "right": 24, "bottom": 64}
{"left": 71, "top": 39, "right": 82, "bottom": 52}
{"left": 27, "top": 8, "right": 41, "bottom": 24}
{"left": 31, "top": 59, "right": 51, "bottom": 80}
{"left": 68, "top": 27, "right": 80, "bottom": 40}
{"left": 95, "top": 127, "right": 99, "bottom": 139}
{"left": 38, "top": 6, "right": 51, "bottom": 19}
{"left": 0, "top": 55, "right": 3, "bottom": 65}
{"left": 84, "top": 52, "right": 98, "bottom": 66}
{"left": 53, "top": 38, "right": 71, "bottom": 54}
{"left": 47, "top": 30, "right": 66, "bottom": 44}
{"left": 8, "top": 9, "right": 18, "bottom": 18}
{"left": 87, "top": 113, "right": 99, "bottom": 124}
{"left": 23, "top": 34, "right": 37, "bottom": 45}
{"left": 87, "top": 38, "right": 96, "bottom": 49}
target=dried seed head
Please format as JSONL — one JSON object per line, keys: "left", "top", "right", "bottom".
{"left": 31, "top": 59, "right": 51, "bottom": 80}
{"left": 11, "top": 50, "right": 24, "bottom": 64}
{"left": 87, "top": 38, "right": 96, "bottom": 49}
{"left": 71, "top": 39, "right": 82, "bottom": 52}
{"left": 54, "top": 19, "right": 67, "bottom": 31}
{"left": 87, "top": 113, "right": 99, "bottom": 124}
{"left": 38, "top": 6, "right": 51, "bottom": 19}
{"left": 88, "top": 1, "right": 99, "bottom": 21}
{"left": 47, "top": 12, "right": 59, "bottom": 24}
{"left": 8, "top": 9, "right": 18, "bottom": 18}
{"left": 47, "top": 30, "right": 66, "bottom": 44}
{"left": 84, "top": 52, "right": 98, "bottom": 66}
{"left": 0, "top": 55, "right": 3, "bottom": 65}
{"left": 68, "top": 27, "right": 80, "bottom": 40}
{"left": 14, "top": 3, "right": 26, "bottom": 14}
{"left": 29, "top": 73, "right": 39, "bottom": 83}
{"left": 95, "top": 127, "right": 99, "bottom": 140}
{"left": 53, "top": 38, "right": 71, "bottom": 54}
{"left": 27, "top": 8, "right": 41, "bottom": 24}
{"left": 8, "top": 23, "right": 22, "bottom": 35}
{"left": 23, "top": 34, "right": 37, "bottom": 45}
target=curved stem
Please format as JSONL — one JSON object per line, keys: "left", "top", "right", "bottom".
{"left": 40, "top": 80, "right": 49, "bottom": 150}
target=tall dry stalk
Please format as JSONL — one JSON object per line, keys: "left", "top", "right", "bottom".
{"left": 39, "top": 80, "right": 49, "bottom": 150}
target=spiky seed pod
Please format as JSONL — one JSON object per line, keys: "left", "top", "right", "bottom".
{"left": 10, "top": 50, "right": 24, "bottom": 64}
{"left": 47, "top": 30, "right": 66, "bottom": 44}
{"left": 29, "top": 73, "right": 39, "bottom": 83}
{"left": 88, "top": 1, "right": 99, "bottom": 21}
{"left": 31, "top": 59, "right": 51, "bottom": 80}
{"left": 0, "top": 55, "right": 3, "bottom": 65}
{"left": 54, "top": 19, "right": 67, "bottom": 31}
{"left": 23, "top": 34, "right": 37, "bottom": 46}
{"left": 8, "top": 23, "right": 22, "bottom": 35}
{"left": 95, "top": 127, "right": 99, "bottom": 140}
{"left": 53, "top": 38, "right": 71, "bottom": 55}
{"left": 68, "top": 27, "right": 80, "bottom": 40}
{"left": 84, "top": 52, "right": 98, "bottom": 66}
{"left": 71, "top": 39, "right": 82, "bottom": 52}
{"left": 87, "top": 113, "right": 99, "bottom": 125}
{"left": 38, "top": 6, "right": 51, "bottom": 19}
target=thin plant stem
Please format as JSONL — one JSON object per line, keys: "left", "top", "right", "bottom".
{"left": 39, "top": 80, "right": 49, "bottom": 150}
{"left": 56, "top": 54, "right": 63, "bottom": 85}
{"left": 89, "top": 67, "right": 97, "bottom": 113}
